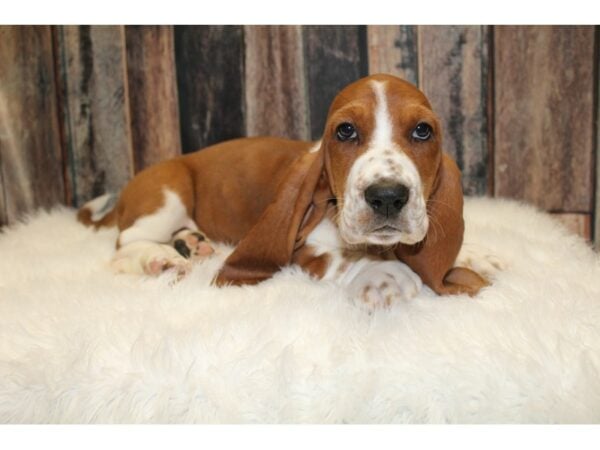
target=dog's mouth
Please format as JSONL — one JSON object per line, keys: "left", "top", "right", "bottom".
{"left": 371, "top": 225, "right": 401, "bottom": 235}
{"left": 365, "top": 224, "right": 405, "bottom": 244}
{"left": 364, "top": 217, "right": 427, "bottom": 245}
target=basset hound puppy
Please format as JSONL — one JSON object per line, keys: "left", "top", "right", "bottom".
{"left": 78, "top": 74, "right": 489, "bottom": 307}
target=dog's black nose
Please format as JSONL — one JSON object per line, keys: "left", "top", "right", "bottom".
{"left": 364, "top": 183, "right": 410, "bottom": 217}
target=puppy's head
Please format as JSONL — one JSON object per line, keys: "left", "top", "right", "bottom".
{"left": 320, "top": 74, "right": 443, "bottom": 246}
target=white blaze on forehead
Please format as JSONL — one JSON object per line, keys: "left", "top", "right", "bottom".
{"left": 370, "top": 80, "right": 394, "bottom": 147}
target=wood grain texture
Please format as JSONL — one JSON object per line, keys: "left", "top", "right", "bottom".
{"left": 125, "top": 26, "right": 181, "bottom": 171}
{"left": 418, "top": 25, "right": 490, "bottom": 196}
{"left": 54, "top": 25, "right": 134, "bottom": 207}
{"left": 244, "top": 26, "right": 309, "bottom": 140}
{"left": 174, "top": 26, "right": 245, "bottom": 153}
{"left": 367, "top": 25, "right": 418, "bottom": 85}
{"left": 494, "top": 26, "right": 595, "bottom": 212}
{"left": 304, "top": 26, "right": 368, "bottom": 139}
{"left": 596, "top": 26, "right": 600, "bottom": 249}
{"left": 552, "top": 213, "right": 592, "bottom": 241}
{"left": 0, "top": 26, "right": 65, "bottom": 222}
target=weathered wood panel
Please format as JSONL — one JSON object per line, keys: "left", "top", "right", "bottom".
{"left": 494, "top": 26, "right": 595, "bottom": 212}
{"left": 367, "top": 25, "right": 419, "bottom": 85}
{"left": 0, "top": 26, "right": 65, "bottom": 222}
{"left": 304, "top": 26, "right": 368, "bottom": 140}
{"left": 174, "top": 26, "right": 245, "bottom": 153}
{"left": 552, "top": 213, "right": 592, "bottom": 241}
{"left": 418, "top": 25, "right": 490, "bottom": 196}
{"left": 244, "top": 26, "right": 309, "bottom": 140}
{"left": 125, "top": 26, "right": 181, "bottom": 171}
{"left": 53, "top": 25, "right": 134, "bottom": 207}
{"left": 596, "top": 25, "right": 600, "bottom": 249}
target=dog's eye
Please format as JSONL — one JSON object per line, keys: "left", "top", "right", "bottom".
{"left": 412, "top": 123, "right": 432, "bottom": 141}
{"left": 336, "top": 123, "right": 358, "bottom": 142}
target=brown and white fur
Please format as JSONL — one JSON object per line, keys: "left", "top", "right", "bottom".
{"left": 79, "top": 74, "right": 489, "bottom": 307}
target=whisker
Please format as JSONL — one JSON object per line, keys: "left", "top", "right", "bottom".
{"left": 427, "top": 211, "right": 446, "bottom": 243}
{"left": 426, "top": 198, "right": 454, "bottom": 212}
{"left": 427, "top": 212, "right": 440, "bottom": 243}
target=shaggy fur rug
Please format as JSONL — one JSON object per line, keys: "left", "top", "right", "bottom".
{"left": 0, "top": 197, "right": 599, "bottom": 423}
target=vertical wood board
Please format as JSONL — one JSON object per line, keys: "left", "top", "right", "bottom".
{"left": 595, "top": 25, "right": 600, "bottom": 248}
{"left": 174, "top": 25, "right": 245, "bottom": 153}
{"left": 304, "top": 26, "right": 368, "bottom": 140}
{"left": 54, "top": 25, "right": 134, "bottom": 206}
{"left": 244, "top": 26, "right": 309, "bottom": 140}
{"left": 0, "top": 26, "right": 65, "bottom": 221}
{"left": 367, "top": 25, "right": 419, "bottom": 85}
{"left": 494, "top": 26, "right": 595, "bottom": 212}
{"left": 125, "top": 25, "right": 181, "bottom": 171}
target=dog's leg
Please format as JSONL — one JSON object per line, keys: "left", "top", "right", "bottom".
{"left": 338, "top": 259, "right": 422, "bottom": 309}
{"left": 300, "top": 218, "right": 422, "bottom": 309}
{"left": 455, "top": 243, "right": 507, "bottom": 280}
{"left": 114, "top": 190, "right": 215, "bottom": 277}
{"left": 111, "top": 240, "right": 192, "bottom": 279}
{"left": 110, "top": 161, "right": 215, "bottom": 278}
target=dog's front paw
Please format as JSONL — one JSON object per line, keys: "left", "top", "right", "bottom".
{"left": 346, "top": 261, "right": 422, "bottom": 309}
{"left": 144, "top": 255, "right": 191, "bottom": 281}
{"left": 111, "top": 241, "right": 192, "bottom": 281}
{"left": 456, "top": 244, "right": 507, "bottom": 280}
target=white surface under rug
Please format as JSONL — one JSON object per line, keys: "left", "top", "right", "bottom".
{"left": 1, "top": 197, "right": 600, "bottom": 423}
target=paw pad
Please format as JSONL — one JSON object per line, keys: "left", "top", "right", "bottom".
{"left": 171, "top": 229, "right": 215, "bottom": 259}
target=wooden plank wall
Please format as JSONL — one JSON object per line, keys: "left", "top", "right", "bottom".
{"left": 0, "top": 26, "right": 65, "bottom": 221}
{"left": 124, "top": 26, "right": 181, "bottom": 170}
{"left": 304, "top": 26, "right": 368, "bottom": 139}
{"left": 244, "top": 26, "right": 309, "bottom": 139}
{"left": 0, "top": 25, "right": 597, "bottom": 246}
{"left": 494, "top": 26, "right": 596, "bottom": 240}
{"left": 174, "top": 26, "right": 245, "bottom": 153}
{"left": 53, "top": 25, "right": 134, "bottom": 207}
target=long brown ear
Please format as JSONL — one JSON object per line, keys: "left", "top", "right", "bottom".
{"left": 395, "top": 154, "right": 488, "bottom": 296}
{"left": 214, "top": 148, "right": 330, "bottom": 286}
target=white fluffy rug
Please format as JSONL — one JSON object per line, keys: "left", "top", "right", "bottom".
{"left": 1, "top": 197, "right": 600, "bottom": 423}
